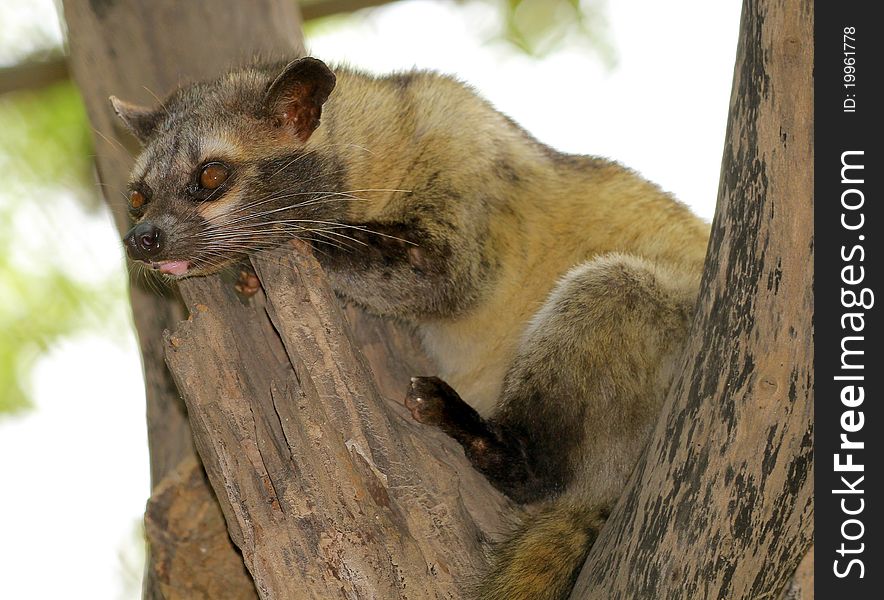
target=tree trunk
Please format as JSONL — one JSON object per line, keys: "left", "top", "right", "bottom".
{"left": 569, "top": 1, "right": 813, "bottom": 598}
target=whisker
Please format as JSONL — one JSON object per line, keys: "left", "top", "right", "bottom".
{"left": 93, "top": 127, "right": 132, "bottom": 157}
{"left": 142, "top": 86, "right": 170, "bottom": 116}
{"left": 268, "top": 148, "right": 319, "bottom": 178}
{"left": 222, "top": 218, "right": 415, "bottom": 245}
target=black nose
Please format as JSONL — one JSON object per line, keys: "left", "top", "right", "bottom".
{"left": 124, "top": 223, "right": 163, "bottom": 261}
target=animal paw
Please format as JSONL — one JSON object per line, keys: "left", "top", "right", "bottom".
{"left": 404, "top": 376, "right": 453, "bottom": 426}
{"left": 234, "top": 268, "right": 261, "bottom": 297}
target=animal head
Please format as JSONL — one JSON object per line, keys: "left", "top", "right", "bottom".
{"left": 113, "top": 57, "right": 337, "bottom": 277}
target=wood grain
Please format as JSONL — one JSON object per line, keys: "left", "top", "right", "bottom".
{"left": 163, "top": 248, "right": 511, "bottom": 599}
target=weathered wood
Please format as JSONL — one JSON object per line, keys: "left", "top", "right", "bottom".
{"left": 144, "top": 457, "right": 258, "bottom": 600}
{"left": 570, "top": 1, "right": 813, "bottom": 598}
{"left": 164, "top": 247, "right": 511, "bottom": 599}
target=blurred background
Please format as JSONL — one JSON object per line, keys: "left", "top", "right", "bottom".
{"left": 0, "top": 0, "right": 739, "bottom": 597}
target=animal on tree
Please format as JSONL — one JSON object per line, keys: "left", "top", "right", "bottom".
{"left": 113, "top": 56, "right": 709, "bottom": 600}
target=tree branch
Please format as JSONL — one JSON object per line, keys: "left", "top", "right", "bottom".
{"left": 164, "top": 248, "right": 511, "bottom": 599}
{"left": 0, "top": 56, "right": 68, "bottom": 94}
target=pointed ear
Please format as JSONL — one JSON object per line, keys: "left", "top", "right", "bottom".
{"left": 263, "top": 57, "right": 336, "bottom": 142}
{"left": 109, "top": 96, "right": 162, "bottom": 143}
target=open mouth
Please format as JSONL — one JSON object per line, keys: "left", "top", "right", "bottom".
{"left": 151, "top": 260, "right": 191, "bottom": 276}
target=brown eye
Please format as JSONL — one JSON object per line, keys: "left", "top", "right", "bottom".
{"left": 130, "top": 190, "right": 146, "bottom": 209}
{"left": 199, "top": 163, "right": 230, "bottom": 190}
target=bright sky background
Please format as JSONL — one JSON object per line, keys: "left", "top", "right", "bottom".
{"left": 0, "top": 1, "right": 740, "bottom": 598}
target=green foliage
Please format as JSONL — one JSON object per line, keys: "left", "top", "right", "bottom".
{"left": 302, "top": 0, "right": 615, "bottom": 64}
{"left": 496, "top": 0, "right": 615, "bottom": 61}
{"left": 1, "top": 81, "right": 95, "bottom": 204}
{"left": 0, "top": 82, "right": 127, "bottom": 415}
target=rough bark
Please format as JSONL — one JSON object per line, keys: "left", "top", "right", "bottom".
{"left": 144, "top": 457, "right": 257, "bottom": 600}
{"left": 163, "top": 248, "right": 511, "bottom": 599}
{"left": 570, "top": 1, "right": 813, "bottom": 598}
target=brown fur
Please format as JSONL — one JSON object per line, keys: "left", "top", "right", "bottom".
{"left": 114, "top": 57, "right": 710, "bottom": 600}
{"left": 478, "top": 503, "right": 608, "bottom": 600}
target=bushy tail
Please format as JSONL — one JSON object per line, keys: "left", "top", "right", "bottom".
{"left": 476, "top": 502, "right": 609, "bottom": 600}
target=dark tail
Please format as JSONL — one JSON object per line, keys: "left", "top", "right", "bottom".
{"left": 476, "top": 502, "right": 608, "bottom": 600}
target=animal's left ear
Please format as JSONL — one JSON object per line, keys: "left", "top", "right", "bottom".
{"left": 263, "top": 57, "right": 336, "bottom": 142}
{"left": 109, "top": 96, "right": 163, "bottom": 143}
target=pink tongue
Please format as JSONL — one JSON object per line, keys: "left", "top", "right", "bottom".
{"left": 157, "top": 260, "right": 190, "bottom": 275}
